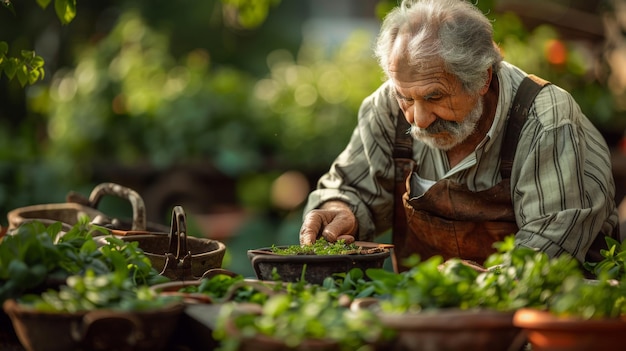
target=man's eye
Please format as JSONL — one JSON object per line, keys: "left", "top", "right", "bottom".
{"left": 394, "top": 94, "right": 413, "bottom": 102}
{"left": 424, "top": 93, "right": 443, "bottom": 101}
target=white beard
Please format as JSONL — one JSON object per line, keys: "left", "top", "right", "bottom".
{"left": 409, "top": 97, "right": 484, "bottom": 151}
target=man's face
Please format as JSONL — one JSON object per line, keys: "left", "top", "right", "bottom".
{"left": 388, "top": 47, "right": 485, "bottom": 150}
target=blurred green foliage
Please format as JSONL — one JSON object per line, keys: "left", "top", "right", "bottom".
{"left": 491, "top": 12, "right": 617, "bottom": 127}
{"left": 39, "top": 10, "right": 380, "bottom": 179}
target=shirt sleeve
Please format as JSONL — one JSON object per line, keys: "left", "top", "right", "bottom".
{"left": 303, "top": 82, "right": 399, "bottom": 241}
{"left": 511, "top": 84, "right": 619, "bottom": 262}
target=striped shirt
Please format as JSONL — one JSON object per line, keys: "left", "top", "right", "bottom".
{"left": 304, "top": 61, "right": 619, "bottom": 262}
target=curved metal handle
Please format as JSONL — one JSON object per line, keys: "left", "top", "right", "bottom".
{"left": 88, "top": 182, "right": 147, "bottom": 231}
{"left": 167, "top": 205, "right": 188, "bottom": 259}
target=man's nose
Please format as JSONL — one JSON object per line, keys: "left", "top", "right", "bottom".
{"left": 407, "top": 103, "right": 435, "bottom": 129}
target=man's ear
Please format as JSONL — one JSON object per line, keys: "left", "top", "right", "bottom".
{"left": 480, "top": 67, "right": 493, "bottom": 95}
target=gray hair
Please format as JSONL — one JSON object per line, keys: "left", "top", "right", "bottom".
{"left": 374, "top": 0, "right": 503, "bottom": 94}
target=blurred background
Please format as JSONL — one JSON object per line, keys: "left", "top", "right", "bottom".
{"left": 2, "top": 0, "right": 626, "bottom": 276}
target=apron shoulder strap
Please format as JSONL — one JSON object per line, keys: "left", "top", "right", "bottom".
{"left": 499, "top": 74, "right": 551, "bottom": 179}
{"left": 393, "top": 109, "right": 413, "bottom": 159}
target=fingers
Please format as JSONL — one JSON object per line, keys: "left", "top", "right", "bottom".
{"left": 322, "top": 210, "right": 357, "bottom": 243}
{"left": 321, "top": 222, "right": 343, "bottom": 242}
{"left": 300, "top": 213, "right": 322, "bottom": 245}
{"left": 300, "top": 208, "right": 358, "bottom": 245}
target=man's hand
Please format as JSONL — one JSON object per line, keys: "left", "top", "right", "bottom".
{"left": 299, "top": 201, "right": 358, "bottom": 245}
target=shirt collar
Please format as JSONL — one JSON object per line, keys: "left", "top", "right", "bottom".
{"left": 482, "top": 61, "right": 517, "bottom": 153}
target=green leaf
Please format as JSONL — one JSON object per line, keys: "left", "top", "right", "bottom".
{"left": 20, "top": 50, "right": 35, "bottom": 60}
{"left": 31, "top": 55, "right": 45, "bottom": 68}
{"left": 16, "top": 63, "right": 28, "bottom": 86}
{"left": 7, "top": 260, "right": 30, "bottom": 284}
{"left": 36, "top": 0, "right": 52, "bottom": 9}
{"left": 28, "top": 69, "right": 40, "bottom": 85}
{"left": 79, "top": 239, "right": 98, "bottom": 254}
{"left": 54, "top": 0, "right": 76, "bottom": 25}
{"left": 4, "top": 57, "right": 18, "bottom": 79}
{"left": 605, "top": 236, "right": 620, "bottom": 250}
{"left": 355, "top": 285, "right": 375, "bottom": 298}
{"left": 0, "top": 41, "right": 8, "bottom": 56}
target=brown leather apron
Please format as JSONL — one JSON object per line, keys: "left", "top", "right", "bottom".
{"left": 391, "top": 75, "right": 549, "bottom": 272}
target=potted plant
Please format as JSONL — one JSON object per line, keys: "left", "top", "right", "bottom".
{"left": 345, "top": 236, "right": 587, "bottom": 351}
{"left": 3, "top": 269, "right": 184, "bottom": 351}
{"left": 0, "top": 220, "right": 169, "bottom": 302}
{"left": 213, "top": 287, "right": 394, "bottom": 351}
{"left": 513, "top": 236, "right": 626, "bottom": 351}
{"left": 0, "top": 219, "right": 172, "bottom": 350}
{"left": 247, "top": 239, "right": 391, "bottom": 285}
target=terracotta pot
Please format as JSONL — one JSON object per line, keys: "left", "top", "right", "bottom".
{"left": 367, "top": 307, "right": 524, "bottom": 351}
{"left": 513, "top": 308, "right": 626, "bottom": 351}
{"left": 3, "top": 299, "right": 184, "bottom": 351}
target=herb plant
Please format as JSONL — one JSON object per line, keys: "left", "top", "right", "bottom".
{"left": 547, "top": 275, "right": 626, "bottom": 319}
{"left": 584, "top": 235, "right": 626, "bottom": 280}
{"left": 19, "top": 269, "right": 180, "bottom": 312}
{"left": 319, "top": 236, "right": 586, "bottom": 314}
{"left": 270, "top": 238, "right": 359, "bottom": 256}
{"left": 179, "top": 273, "right": 270, "bottom": 304}
{"left": 0, "top": 219, "right": 168, "bottom": 304}
{"left": 320, "top": 268, "right": 378, "bottom": 300}
{"left": 211, "top": 235, "right": 626, "bottom": 351}
{"left": 214, "top": 290, "right": 394, "bottom": 351}
{"left": 472, "top": 237, "right": 584, "bottom": 311}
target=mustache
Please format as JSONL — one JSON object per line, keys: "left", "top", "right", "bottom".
{"left": 406, "top": 118, "right": 461, "bottom": 135}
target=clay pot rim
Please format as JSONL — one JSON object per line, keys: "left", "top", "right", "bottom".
{"left": 150, "top": 276, "right": 266, "bottom": 293}
{"left": 378, "top": 308, "right": 516, "bottom": 330}
{"left": 513, "top": 308, "right": 626, "bottom": 330}
{"left": 3, "top": 298, "right": 185, "bottom": 318}
{"left": 116, "top": 233, "right": 227, "bottom": 257}
{"left": 247, "top": 244, "right": 391, "bottom": 262}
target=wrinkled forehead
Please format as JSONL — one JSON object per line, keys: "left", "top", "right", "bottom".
{"left": 388, "top": 48, "right": 460, "bottom": 94}
{"left": 388, "top": 28, "right": 442, "bottom": 73}
{"left": 389, "top": 44, "right": 447, "bottom": 83}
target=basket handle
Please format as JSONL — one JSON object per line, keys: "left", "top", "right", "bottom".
{"left": 168, "top": 205, "right": 188, "bottom": 259}
{"left": 87, "top": 182, "right": 147, "bottom": 231}
{"left": 71, "top": 310, "right": 144, "bottom": 348}
{"left": 159, "top": 206, "right": 194, "bottom": 280}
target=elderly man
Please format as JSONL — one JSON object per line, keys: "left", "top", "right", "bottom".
{"left": 299, "top": 0, "right": 620, "bottom": 272}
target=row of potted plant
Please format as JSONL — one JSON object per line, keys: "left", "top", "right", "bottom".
{"left": 208, "top": 236, "right": 626, "bottom": 351}
{"left": 2, "top": 218, "right": 625, "bottom": 351}
{"left": 0, "top": 219, "right": 183, "bottom": 351}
